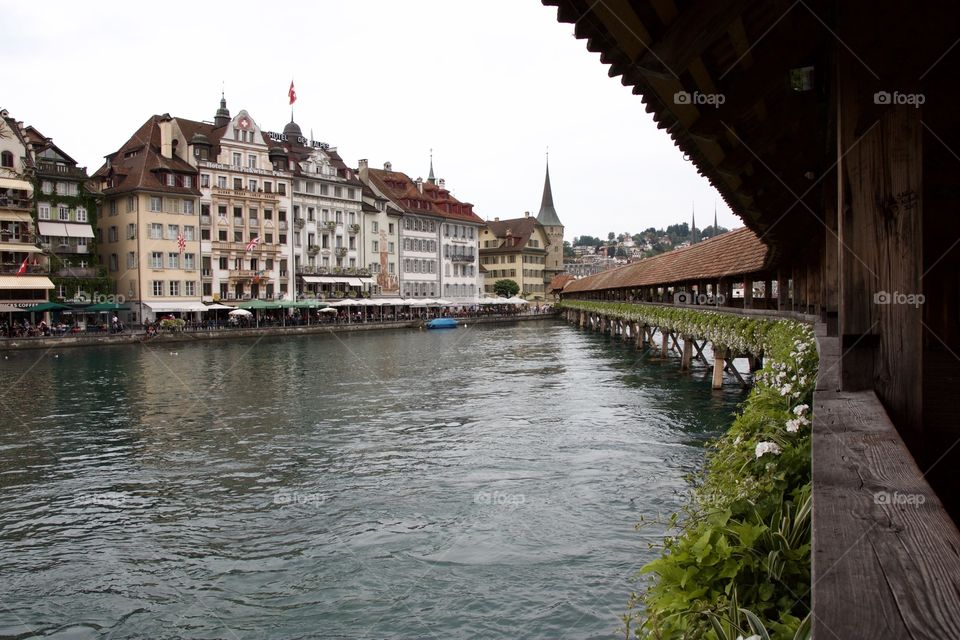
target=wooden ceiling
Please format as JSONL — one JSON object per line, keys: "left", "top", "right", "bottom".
{"left": 543, "top": 0, "right": 834, "bottom": 264}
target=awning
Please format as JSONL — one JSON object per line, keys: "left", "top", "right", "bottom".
{"left": 0, "top": 242, "right": 42, "bottom": 253}
{"left": 64, "top": 223, "right": 95, "bottom": 238}
{"left": 347, "top": 278, "right": 364, "bottom": 287}
{"left": 0, "top": 275, "right": 55, "bottom": 290}
{"left": 301, "top": 275, "right": 358, "bottom": 285}
{"left": 357, "top": 277, "right": 376, "bottom": 284}
{"left": 0, "top": 211, "right": 33, "bottom": 223}
{"left": 144, "top": 301, "right": 210, "bottom": 313}
{"left": 38, "top": 221, "right": 68, "bottom": 237}
{"left": 0, "top": 177, "right": 33, "bottom": 194}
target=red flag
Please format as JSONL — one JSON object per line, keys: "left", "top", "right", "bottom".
{"left": 245, "top": 235, "right": 261, "bottom": 252}
{"left": 177, "top": 231, "right": 186, "bottom": 254}
{"left": 288, "top": 80, "right": 297, "bottom": 105}
{"left": 15, "top": 256, "right": 28, "bottom": 276}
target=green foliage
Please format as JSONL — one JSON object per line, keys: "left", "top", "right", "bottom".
{"left": 559, "top": 301, "right": 817, "bottom": 639}
{"left": 160, "top": 318, "right": 186, "bottom": 332}
{"left": 493, "top": 279, "right": 520, "bottom": 297}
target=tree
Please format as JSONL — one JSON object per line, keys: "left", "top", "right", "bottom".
{"left": 493, "top": 279, "right": 520, "bottom": 297}
{"left": 615, "top": 246, "right": 628, "bottom": 258}
{"left": 563, "top": 240, "right": 575, "bottom": 258}
{"left": 607, "top": 231, "right": 616, "bottom": 241}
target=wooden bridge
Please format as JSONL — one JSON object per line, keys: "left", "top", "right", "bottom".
{"left": 544, "top": 0, "right": 960, "bottom": 636}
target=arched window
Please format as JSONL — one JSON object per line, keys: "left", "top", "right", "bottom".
{"left": 0, "top": 151, "right": 13, "bottom": 168}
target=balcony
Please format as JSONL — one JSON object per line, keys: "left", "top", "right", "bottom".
{"left": 229, "top": 269, "right": 274, "bottom": 280}
{"left": 348, "top": 224, "right": 361, "bottom": 234}
{"left": 335, "top": 247, "right": 348, "bottom": 258}
{"left": 323, "top": 221, "right": 337, "bottom": 231}
{"left": 36, "top": 162, "right": 88, "bottom": 179}
{"left": 200, "top": 215, "right": 211, "bottom": 226}
{"left": 451, "top": 253, "right": 476, "bottom": 263}
{"left": 212, "top": 187, "right": 279, "bottom": 202}
{"left": 294, "top": 218, "right": 305, "bottom": 230}
{"left": 297, "top": 265, "right": 372, "bottom": 277}
{"left": 0, "top": 195, "right": 32, "bottom": 211}
{"left": 0, "top": 263, "right": 48, "bottom": 275}
{"left": 54, "top": 266, "right": 98, "bottom": 278}
{"left": 233, "top": 217, "right": 244, "bottom": 227}
{"left": 211, "top": 240, "right": 282, "bottom": 253}
{"left": 307, "top": 245, "right": 320, "bottom": 256}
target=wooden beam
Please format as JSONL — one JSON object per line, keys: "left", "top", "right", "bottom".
{"left": 681, "top": 335, "right": 693, "bottom": 371}
{"left": 711, "top": 345, "right": 726, "bottom": 389}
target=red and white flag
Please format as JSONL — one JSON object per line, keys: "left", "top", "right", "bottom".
{"left": 177, "top": 231, "right": 186, "bottom": 254}
{"left": 288, "top": 80, "right": 297, "bottom": 105}
{"left": 15, "top": 256, "right": 28, "bottom": 276}
{"left": 245, "top": 235, "right": 261, "bottom": 252}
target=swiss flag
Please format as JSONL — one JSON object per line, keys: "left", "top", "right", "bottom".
{"left": 15, "top": 256, "right": 28, "bottom": 276}
{"left": 288, "top": 80, "right": 297, "bottom": 106}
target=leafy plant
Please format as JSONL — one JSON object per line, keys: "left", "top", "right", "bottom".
{"left": 493, "top": 279, "right": 520, "bottom": 297}
{"left": 559, "top": 301, "right": 817, "bottom": 639}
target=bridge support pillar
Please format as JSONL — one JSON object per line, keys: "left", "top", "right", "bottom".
{"left": 681, "top": 335, "right": 693, "bottom": 371}
{"left": 712, "top": 346, "right": 727, "bottom": 389}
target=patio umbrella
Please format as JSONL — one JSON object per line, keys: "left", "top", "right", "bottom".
{"left": 319, "top": 307, "right": 338, "bottom": 314}
{"left": 228, "top": 308, "right": 252, "bottom": 316}
{"left": 505, "top": 296, "right": 530, "bottom": 305}
{"left": 84, "top": 301, "right": 130, "bottom": 312}
{"left": 25, "top": 301, "right": 73, "bottom": 312}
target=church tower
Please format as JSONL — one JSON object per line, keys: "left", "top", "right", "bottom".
{"left": 537, "top": 156, "right": 565, "bottom": 283}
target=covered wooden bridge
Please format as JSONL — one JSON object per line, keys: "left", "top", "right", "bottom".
{"left": 544, "top": 0, "right": 960, "bottom": 637}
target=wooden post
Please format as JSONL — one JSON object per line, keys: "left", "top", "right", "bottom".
{"left": 661, "top": 329, "right": 669, "bottom": 358}
{"left": 777, "top": 270, "right": 790, "bottom": 311}
{"left": 711, "top": 346, "right": 726, "bottom": 389}
{"left": 743, "top": 276, "right": 753, "bottom": 309}
{"left": 681, "top": 335, "right": 693, "bottom": 371}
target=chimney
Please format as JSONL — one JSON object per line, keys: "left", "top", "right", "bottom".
{"left": 438, "top": 178, "right": 445, "bottom": 190}
{"left": 158, "top": 114, "right": 174, "bottom": 159}
{"left": 525, "top": 211, "right": 530, "bottom": 217}
{"left": 494, "top": 217, "right": 499, "bottom": 221}
{"left": 383, "top": 161, "right": 392, "bottom": 171}
{"left": 416, "top": 177, "right": 423, "bottom": 193}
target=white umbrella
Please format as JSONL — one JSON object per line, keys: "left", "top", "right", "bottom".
{"left": 407, "top": 299, "right": 429, "bottom": 307}
{"left": 319, "top": 307, "right": 338, "bottom": 314}
{"left": 331, "top": 299, "right": 356, "bottom": 307}
{"left": 205, "top": 303, "right": 234, "bottom": 310}
{"left": 228, "top": 308, "right": 252, "bottom": 316}
{"left": 505, "top": 296, "right": 530, "bottom": 305}
{"left": 435, "top": 299, "right": 454, "bottom": 305}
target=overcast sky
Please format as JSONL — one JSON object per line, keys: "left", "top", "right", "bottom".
{"left": 1, "top": 0, "right": 738, "bottom": 241}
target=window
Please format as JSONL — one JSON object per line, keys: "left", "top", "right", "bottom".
{"left": 150, "top": 252, "right": 163, "bottom": 269}
{"left": 41, "top": 180, "right": 53, "bottom": 194}
{"left": 149, "top": 223, "right": 162, "bottom": 239}
{"left": 248, "top": 155, "right": 257, "bottom": 169}
{"left": 249, "top": 179, "right": 257, "bottom": 191}
{"left": 127, "top": 252, "right": 136, "bottom": 268}
{"left": 184, "top": 253, "right": 195, "bottom": 270}
{"left": 265, "top": 233, "right": 273, "bottom": 243}
{"left": 334, "top": 186, "right": 343, "bottom": 198}
{"left": 217, "top": 176, "right": 227, "bottom": 188}
{"left": 234, "top": 231, "right": 243, "bottom": 242}
{"left": 109, "top": 200, "right": 117, "bottom": 215}
{"left": 108, "top": 226, "right": 118, "bottom": 242}
{"left": 183, "top": 226, "right": 195, "bottom": 241}
{"left": 348, "top": 188, "right": 356, "bottom": 200}
{"left": 152, "top": 281, "right": 164, "bottom": 296}
{"left": 183, "top": 200, "right": 194, "bottom": 214}
{"left": 76, "top": 207, "right": 87, "bottom": 222}
{"left": 232, "top": 153, "right": 241, "bottom": 167}
{"left": 167, "top": 224, "right": 179, "bottom": 240}
{"left": 201, "top": 174, "right": 210, "bottom": 187}
{"left": 389, "top": 223, "right": 394, "bottom": 234}
{"left": 58, "top": 205, "right": 69, "bottom": 221}
{"left": 233, "top": 178, "right": 242, "bottom": 190}
{"left": 127, "top": 223, "right": 136, "bottom": 239}
{"left": 0, "top": 151, "right": 14, "bottom": 168}
{"left": 149, "top": 196, "right": 162, "bottom": 212}
{"left": 264, "top": 181, "right": 272, "bottom": 193}
{"left": 278, "top": 183, "right": 286, "bottom": 195}
{"left": 185, "top": 281, "right": 196, "bottom": 296}
{"left": 372, "top": 240, "right": 379, "bottom": 252}
{"left": 167, "top": 253, "right": 179, "bottom": 269}
{"left": 218, "top": 257, "right": 228, "bottom": 270}
{"left": 109, "top": 253, "right": 118, "bottom": 272}
{"left": 388, "top": 241, "right": 395, "bottom": 253}
{"left": 371, "top": 221, "right": 379, "bottom": 233}
{"left": 169, "top": 281, "right": 180, "bottom": 296}
{"left": 38, "top": 204, "right": 50, "bottom": 220}
{"left": 164, "top": 198, "right": 180, "bottom": 214}
{"left": 218, "top": 229, "right": 227, "bottom": 241}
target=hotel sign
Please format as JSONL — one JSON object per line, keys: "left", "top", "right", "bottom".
{"left": 265, "top": 131, "right": 330, "bottom": 150}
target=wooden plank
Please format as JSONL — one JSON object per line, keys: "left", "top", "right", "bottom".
{"left": 711, "top": 345, "right": 726, "bottom": 389}
{"left": 812, "top": 390, "right": 960, "bottom": 639}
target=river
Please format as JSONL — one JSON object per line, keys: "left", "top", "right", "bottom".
{"left": 0, "top": 320, "right": 744, "bottom": 639}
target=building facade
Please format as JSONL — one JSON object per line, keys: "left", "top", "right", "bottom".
{"left": 361, "top": 161, "right": 483, "bottom": 302}
{"left": 93, "top": 115, "right": 203, "bottom": 323}
{"left": 0, "top": 110, "right": 51, "bottom": 306}
{"left": 479, "top": 213, "right": 550, "bottom": 299}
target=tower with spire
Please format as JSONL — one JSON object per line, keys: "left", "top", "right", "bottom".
{"left": 690, "top": 203, "right": 699, "bottom": 244}
{"left": 427, "top": 149, "right": 436, "bottom": 184}
{"left": 537, "top": 153, "right": 565, "bottom": 284}
{"left": 214, "top": 92, "right": 230, "bottom": 128}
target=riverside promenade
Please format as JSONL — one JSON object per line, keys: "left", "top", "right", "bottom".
{"left": 0, "top": 311, "right": 556, "bottom": 352}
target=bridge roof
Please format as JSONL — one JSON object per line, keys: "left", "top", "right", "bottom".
{"left": 563, "top": 227, "right": 768, "bottom": 293}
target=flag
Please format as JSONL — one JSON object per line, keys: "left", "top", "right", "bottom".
{"left": 288, "top": 80, "right": 297, "bottom": 105}
{"left": 15, "top": 256, "right": 28, "bottom": 276}
{"left": 245, "top": 236, "right": 261, "bottom": 252}
{"left": 177, "top": 231, "right": 186, "bottom": 254}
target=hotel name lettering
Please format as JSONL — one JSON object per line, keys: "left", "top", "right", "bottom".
{"left": 265, "top": 132, "right": 330, "bottom": 150}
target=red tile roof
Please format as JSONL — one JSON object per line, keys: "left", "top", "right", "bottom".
{"left": 548, "top": 273, "right": 576, "bottom": 292}
{"left": 481, "top": 216, "right": 548, "bottom": 254}
{"left": 366, "top": 168, "right": 484, "bottom": 224}
{"left": 564, "top": 227, "right": 770, "bottom": 293}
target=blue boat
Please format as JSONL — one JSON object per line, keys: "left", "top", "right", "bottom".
{"left": 426, "top": 318, "right": 458, "bottom": 329}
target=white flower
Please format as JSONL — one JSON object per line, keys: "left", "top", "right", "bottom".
{"left": 780, "top": 384, "right": 793, "bottom": 396}
{"left": 793, "top": 404, "right": 809, "bottom": 416}
{"left": 733, "top": 435, "right": 742, "bottom": 445}
{"left": 755, "top": 441, "right": 781, "bottom": 458}
{"left": 786, "top": 419, "right": 801, "bottom": 433}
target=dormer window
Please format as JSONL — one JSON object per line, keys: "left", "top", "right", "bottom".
{"left": 166, "top": 174, "right": 176, "bottom": 187}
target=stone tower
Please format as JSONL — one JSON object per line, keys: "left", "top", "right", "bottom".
{"left": 537, "top": 157, "right": 565, "bottom": 283}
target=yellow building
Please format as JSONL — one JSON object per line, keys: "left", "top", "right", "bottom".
{"left": 479, "top": 213, "right": 549, "bottom": 300}
{"left": 93, "top": 115, "right": 203, "bottom": 323}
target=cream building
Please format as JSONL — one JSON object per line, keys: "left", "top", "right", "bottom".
{"left": 479, "top": 213, "right": 550, "bottom": 300}
{"left": 93, "top": 115, "right": 203, "bottom": 323}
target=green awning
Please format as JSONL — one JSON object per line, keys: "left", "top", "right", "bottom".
{"left": 24, "top": 301, "right": 73, "bottom": 312}
{"left": 83, "top": 302, "right": 130, "bottom": 312}
{"left": 238, "top": 299, "right": 282, "bottom": 310}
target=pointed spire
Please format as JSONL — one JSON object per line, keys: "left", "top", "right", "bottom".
{"left": 427, "top": 148, "right": 436, "bottom": 184}
{"left": 536, "top": 151, "right": 562, "bottom": 227}
{"left": 713, "top": 202, "right": 718, "bottom": 237}
{"left": 691, "top": 203, "right": 698, "bottom": 244}
{"left": 215, "top": 91, "right": 231, "bottom": 128}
